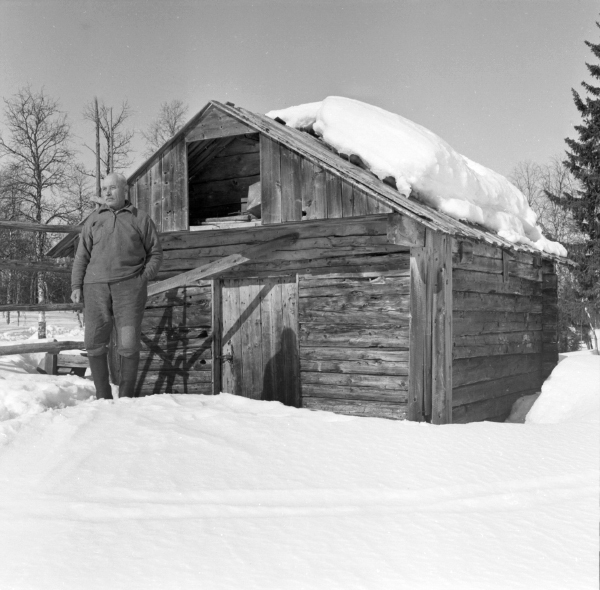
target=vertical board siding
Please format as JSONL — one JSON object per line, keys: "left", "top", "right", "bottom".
{"left": 129, "top": 137, "right": 188, "bottom": 232}
{"left": 151, "top": 157, "right": 163, "bottom": 231}
{"left": 451, "top": 240, "right": 548, "bottom": 423}
{"left": 260, "top": 136, "right": 282, "bottom": 224}
{"left": 267, "top": 143, "right": 393, "bottom": 224}
{"left": 280, "top": 148, "right": 303, "bottom": 222}
{"left": 219, "top": 276, "right": 299, "bottom": 404}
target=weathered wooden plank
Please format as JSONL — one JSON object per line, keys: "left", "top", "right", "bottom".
{"left": 299, "top": 323, "right": 409, "bottom": 348}
{"left": 302, "top": 384, "right": 407, "bottom": 402}
{"left": 302, "top": 397, "right": 407, "bottom": 420}
{"left": 300, "top": 347, "right": 408, "bottom": 362}
{"left": 408, "top": 245, "right": 427, "bottom": 421}
{"left": 280, "top": 148, "right": 303, "bottom": 222}
{"left": 185, "top": 107, "right": 254, "bottom": 142}
{"left": 281, "top": 275, "right": 300, "bottom": 406}
{"left": 239, "top": 280, "right": 263, "bottom": 399}
{"left": 0, "top": 220, "right": 81, "bottom": 233}
{"left": 172, "top": 139, "right": 188, "bottom": 231}
{"left": 453, "top": 353, "right": 542, "bottom": 388}
{"left": 160, "top": 214, "right": 389, "bottom": 250}
{"left": 453, "top": 330, "right": 543, "bottom": 359}
{"left": 453, "top": 291, "right": 543, "bottom": 313}
{"left": 300, "top": 295, "right": 409, "bottom": 315}
{"left": 44, "top": 352, "right": 58, "bottom": 375}
{"left": 135, "top": 169, "right": 151, "bottom": 217}
{"left": 136, "top": 354, "right": 211, "bottom": 372}
{"left": 301, "top": 358, "right": 408, "bottom": 376}
{"left": 341, "top": 180, "right": 354, "bottom": 217}
{"left": 212, "top": 279, "right": 222, "bottom": 395}
{"left": 453, "top": 310, "right": 542, "bottom": 336}
{"left": 325, "top": 171, "right": 343, "bottom": 219}
{"left": 299, "top": 276, "right": 410, "bottom": 297}
{"left": 299, "top": 310, "right": 409, "bottom": 325}
{"left": 221, "top": 279, "right": 242, "bottom": 394}
{"left": 430, "top": 232, "right": 453, "bottom": 424}
{"left": 260, "top": 136, "right": 282, "bottom": 224}
{"left": 386, "top": 213, "right": 425, "bottom": 247}
{"left": 148, "top": 233, "right": 298, "bottom": 296}
{"left": 0, "top": 303, "right": 82, "bottom": 313}
{"left": 163, "top": 233, "right": 405, "bottom": 262}
{"left": 452, "top": 371, "right": 543, "bottom": 407}
{"left": 352, "top": 187, "right": 370, "bottom": 216}
{"left": 160, "top": 147, "right": 174, "bottom": 232}
{"left": 0, "top": 340, "right": 84, "bottom": 357}
{"left": 301, "top": 371, "right": 408, "bottom": 389}
{"left": 260, "top": 276, "right": 279, "bottom": 402}
{"left": 453, "top": 270, "right": 542, "bottom": 296}
{"left": 151, "top": 157, "right": 163, "bottom": 231}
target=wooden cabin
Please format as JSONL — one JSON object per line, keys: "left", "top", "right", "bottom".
{"left": 49, "top": 101, "right": 568, "bottom": 424}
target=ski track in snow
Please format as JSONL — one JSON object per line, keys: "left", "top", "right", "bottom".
{"left": 0, "top": 319, "right": 597, "bottom": 590}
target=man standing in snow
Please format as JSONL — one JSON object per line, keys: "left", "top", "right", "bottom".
{"left": 71, "top": 173, "right": 163, "bottom": 399}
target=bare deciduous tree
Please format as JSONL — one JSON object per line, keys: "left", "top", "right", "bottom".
{"left": 83, "top": 99, "right": 135, "bottom": 174}
{"left": 0, "top": 86, "right": 76, "bottom": 337}
{"left": 142, "top": 99, "right": 188, "bottom": 156}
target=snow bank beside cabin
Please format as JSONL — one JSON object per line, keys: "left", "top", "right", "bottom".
{"left": 267, "top": 97, "right": 566, "bottom": 257}
{"left": 526, "top": 350, "right": 600, "bottom": 424}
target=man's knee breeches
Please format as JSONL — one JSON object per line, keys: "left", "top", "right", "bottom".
{"left": 83, "top": 275, "right": 148, "bottom": 358}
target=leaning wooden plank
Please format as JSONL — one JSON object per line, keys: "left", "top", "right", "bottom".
{"left": 0, "top": 260, "right": 72, "bottom": 273}
{"left": 0, "top": 341, "right": 85, "bottom": 356}
{"left": 148, "top": 233, "right": 299, "bottom": 297}
{"left": 0, "top": 303, "right": 82, "bottom": 313}
{"left": 0, "top": 220, "right": 82, "bottom": 233}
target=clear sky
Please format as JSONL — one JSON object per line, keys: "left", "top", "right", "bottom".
{"left": 0, "top": 0, "right": 597, "bottom": 178}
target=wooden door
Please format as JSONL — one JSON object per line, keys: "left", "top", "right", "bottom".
{"left": 219, "top": 275, "right": 299, "bottom": 405}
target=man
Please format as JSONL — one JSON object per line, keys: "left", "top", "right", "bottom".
{"left": 71, "top": 173, "right": 163, "bottom": 399}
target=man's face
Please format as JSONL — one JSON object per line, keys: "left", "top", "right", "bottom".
{"left": 102, "top": 174, "right": 126, "bottom": 210}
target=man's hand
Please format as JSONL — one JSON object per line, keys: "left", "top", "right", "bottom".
{"left": 71, "top": 288, "right": 82, "bottom": 304}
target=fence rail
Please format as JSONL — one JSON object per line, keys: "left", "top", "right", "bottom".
{"left": 0, "top": 340, "right": 85, "bottom": 357}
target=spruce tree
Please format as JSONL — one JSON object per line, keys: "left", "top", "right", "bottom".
{"left": 562, "top": 21, "right": 600, "bottom": 317}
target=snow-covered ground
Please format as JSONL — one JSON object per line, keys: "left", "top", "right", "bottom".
{"left": 0, "top": 316, "right": 597, "bottom": 590}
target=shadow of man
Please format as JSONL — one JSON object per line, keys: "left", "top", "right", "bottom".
{"left": 261, "top": 327, "right": 299, "bottom": 406}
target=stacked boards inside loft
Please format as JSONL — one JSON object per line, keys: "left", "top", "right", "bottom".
{"left": 48, "top": 100, "right": 567, "bottom": 424}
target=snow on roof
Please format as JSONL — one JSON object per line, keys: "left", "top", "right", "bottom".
{"left": 267, "top": 97, "right": 567, "bottom": 257}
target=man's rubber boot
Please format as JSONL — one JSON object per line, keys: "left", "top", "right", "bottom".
{"left": 119, "top": 353, "right": 140, "bottom": 398}
{"left": 88, "top": 354, "right": 113, "bottom": 400}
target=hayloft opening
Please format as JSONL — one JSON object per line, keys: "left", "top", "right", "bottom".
{"left": 187, "top": 133, "right": 261, "bottom": 226}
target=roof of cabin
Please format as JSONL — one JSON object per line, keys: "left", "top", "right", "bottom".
{"left": 48, "top": 100, "right": 572, "bottom": 264}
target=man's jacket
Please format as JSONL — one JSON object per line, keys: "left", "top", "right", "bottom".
{"left": 71, "top": 202, "right": 163, "bottom": 289}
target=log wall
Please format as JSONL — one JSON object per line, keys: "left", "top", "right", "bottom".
{"left": 136, "top": 215, "right": 410, "bottom": 420}
{"left": 451, "top": 241, "right": 555, "bottom": 423}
